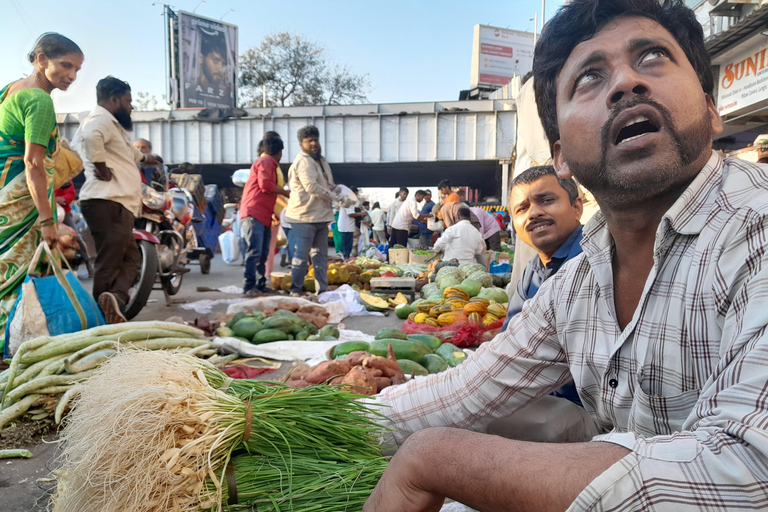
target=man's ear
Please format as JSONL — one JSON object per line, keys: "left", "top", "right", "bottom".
{"left": 552, "top": 141, "right": 573, "bottom": 179}
{"left": 573, "top": 196, "right": 584, "bottom": 222}
{"left": 706, "top": 95, "right": 723, "bottom": 136}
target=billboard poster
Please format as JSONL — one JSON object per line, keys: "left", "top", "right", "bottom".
{"left": 178, "top": 11, "right": 238, "bottom": 109}
{"left": 470, "top": 25, "right": 534, "bottom": 89}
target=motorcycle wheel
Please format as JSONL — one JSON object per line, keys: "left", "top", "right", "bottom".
{"left": 199, "top": 252, "right": 211, "bottom": 274}
{"left": 124, "top": 240, "right": 158, "bottom": 320}
{"left": 162, "top": 272, "right": 183, "bottom": 296}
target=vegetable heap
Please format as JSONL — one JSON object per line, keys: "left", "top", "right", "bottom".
{"left": 52, "top": 350, "right": 390, "bottom": 512}
{"left": 0, "top": 321, "right": 224, "bottom": 430}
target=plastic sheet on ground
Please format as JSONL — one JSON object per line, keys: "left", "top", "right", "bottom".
{"left": 227, "top": 296, "right": 347, "bottom": 324}
{"left": 218, "top": 285, "right": 244, "bottom": 294}
{"left": 180, "top": 298, "right": 250, "bottom": 314}
{"left": 400, "top": 318, "right": 504, "bottom": 347}
{"left": 216, "top": 328, "right": 373, "bottom": 366}
{"left": 317, "top": 285, "right": 384, "bottom": 318}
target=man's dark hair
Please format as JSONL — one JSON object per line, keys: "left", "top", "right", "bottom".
{"left": 96, "top": 76, "right": 131, "bottom": 103}
{"left": 438, "top": 179, "right": 451, "bottom": 190}
{"left": 424, "top": 189, "right": 432, "bottom": 196}
{"left": 200, "top": 30, "right": 226, "bottom": 59}
{"left": 258, "top": 131, "right": 282, "bottom": 154}
{"left": 457, "top": 207, "right": 472, "bottom": 220}
{"left": 533, "top": 0, "right": 713, "bottom": 147}
{"left": 262, "top": 137, "right": 284, "bottom": 156}
{"left": 512, "top": 165, "right": 580, "bottom": 204}
{"left": 177, "top": 162, "right": 195, "bottom": 173}
{"left": 298, "top": 125, "right": 320, "bottom": 142}
{"left": 373, "top": 202, "right": 380, "bottom": 209}
{"left": 28, "top": 32, "right": 82, "bottom": 63}
{"left": 416, "top": 190, "right": 428, "bottom": 196}
{"left": 362, "top": 201, "right": 370, "bottom": 207}
{"left": 350, "top": 186, "right": 359, "bottom": 194}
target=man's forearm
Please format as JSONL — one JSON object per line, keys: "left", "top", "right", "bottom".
{"left": 372, "top": 427, "right": 629, "bottom": 512}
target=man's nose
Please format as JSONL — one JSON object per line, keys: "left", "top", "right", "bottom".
{"left": 606, "top": 63, "right": 651, "bottom": 107}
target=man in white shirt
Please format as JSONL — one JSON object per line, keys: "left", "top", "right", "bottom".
{"left": 368, "top": 202, "right": 387, "bottom": 244}
{"left": 386, "top": 187, "right": 408, "bottom": 239}
{"left": 431, "top": 206, "right": 486, "bottom": 264}
{"left": 79, "top": 76, "right": 156, "bottom": 324}
{"left": 391, "top": 189, "right": 430, "bottom": 247}
{"left": 336, "top": 187, "right": 366, "bottom": 259}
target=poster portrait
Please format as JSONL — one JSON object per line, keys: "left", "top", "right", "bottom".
{"left": 178, "top": 11, "right": 238, "bottom": 109}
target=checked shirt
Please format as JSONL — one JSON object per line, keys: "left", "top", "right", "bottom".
{"left": 375, "top": 151, "right": 768, "bottom": 511}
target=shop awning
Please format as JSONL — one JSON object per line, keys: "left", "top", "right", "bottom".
{"left": 706, "top": 3, "right": 768, "bottom": 59}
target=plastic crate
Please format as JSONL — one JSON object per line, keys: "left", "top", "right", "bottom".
{"left": 171, "top": 173, "right": 205, "bottom": 207}
{"left": 204, "top": 184, "right": 223, "bottom": 213}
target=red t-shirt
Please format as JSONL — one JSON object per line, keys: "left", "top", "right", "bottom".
{"left": 55, "top": 182, "right": 76, "bottom": 213}
{"left": 240, "top": 155, "right": 279, "bottom": 227}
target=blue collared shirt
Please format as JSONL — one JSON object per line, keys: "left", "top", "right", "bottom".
{"left": 413, "top": 200, "right": 436, "bottom": 234}
{"left": 502, "top": 224, "right": 585, "bottom": 405}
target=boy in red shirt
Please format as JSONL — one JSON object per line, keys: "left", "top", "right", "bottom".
{"left": 240, "top": 136, "right": 289, "bottom": 296}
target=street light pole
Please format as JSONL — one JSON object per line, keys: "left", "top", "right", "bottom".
{"left": 532, "top": 13, "right": 538, "bottom": 48}
{"left": 542, "top": 0, "right": 546, "bottom": 25}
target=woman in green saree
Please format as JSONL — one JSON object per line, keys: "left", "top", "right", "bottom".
{"left": 0, "top": 33, "right": 83, "bottom": 348}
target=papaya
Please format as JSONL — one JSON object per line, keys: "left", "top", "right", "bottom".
{"left": 397, "top": 359, "right": 429, "bottom": 377}
{"left": 262, "top": 316, "right": 296, "bottom": 333}
{"left": 306, "top": 335, "right": 321, "bottom": 341}
{"left": 330, "top": 341, "right": 370, "bottom": 358}
{"left": 406, "top": 334, "right": 442, "bottom": 351}
{"left": 374, "top": 328, "right": 408, "bottom": 341}
{"left": 359, "top": 292, "right": 389, "bottom": 312}
{"left": 215, "top": 326, "right": 235, "bottom": 338}
{"left": 226, "top": 311, "right": 247, "bottom": 329}
{"left": 295, "top": 330, "right": 310, "bottom": 340}
{"left": 422, "top": 353, "right": 449, "bottom": 374}
{"left": 252, "top": 328, "right": 289, "bottom": 344}
{"left": 369, "top": 339, "right": 433, "bottom": 364}
{"left": 435, "top": 343, "right": 468, "bottom": 367}
{"left": 232, "top": 318, "right": 264, "bottom": 339}
{"left": 319, "top": 324, "right": 340, "bottom": 339}
{"left": 250, "top": 309, "right": 267, "bottom": 322}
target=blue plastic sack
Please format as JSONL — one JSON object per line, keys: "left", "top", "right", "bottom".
{"left": 4, "top": 243, "right": 105, "bottom": 358}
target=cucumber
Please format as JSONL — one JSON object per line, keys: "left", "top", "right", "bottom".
{"left": 406, "top": 334, "right": 442, "bottom": 351}
{"left": 422, "top": 353, "right": 448, "bottom": 374}
{"left": 369, "top": 339, "right": 433, "bottom": 364}
{"left": 397, "top": 359, "right": 429, "bottom": 377}
{"left": 435, "top": 343, "right": 468, "bottom": 367}
{"left": 252, "top": 328, "right": 289, "bottom": 344}
{"left": 330, "top": 341, "right": 370, "bottom": 359}
{"left": 374, "top": 328, "right": 408, "bottom": 341}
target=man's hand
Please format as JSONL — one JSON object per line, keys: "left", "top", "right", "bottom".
{"left": 94, "top": 162, "right": 114, "bottom": 181}
{"left": 55, "top": 197, "right": 66, "bottom": 206}
{"left": 364, "top": 432, "right": 445, "bottom": 512}
{"left": 143, "top": 154, "right": 159, "bottom": 166}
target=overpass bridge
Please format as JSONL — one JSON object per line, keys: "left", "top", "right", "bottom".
{"left": 57, "top": 99, "right": 518, "bottom": 203}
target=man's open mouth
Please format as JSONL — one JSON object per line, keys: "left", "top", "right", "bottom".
{"left": 615, "top": 116, "right": 660, "bottom": 145}
{"left": 528, "top": 220, "right": 554, "bottom": 232}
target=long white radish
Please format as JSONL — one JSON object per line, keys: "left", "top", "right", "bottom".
{"left": 55, "top": 386, "right": 82, "bottom": 424}
{"left": 0, "top": 394, "right": 42, "bottom": 429}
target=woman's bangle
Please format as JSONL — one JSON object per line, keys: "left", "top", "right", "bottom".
{"left": 40, "top": 217, "right": 55, "bottom": 227}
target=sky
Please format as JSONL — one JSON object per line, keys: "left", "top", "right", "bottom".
{"left": 1, "top": 0, "right": 563, "bottom": 114}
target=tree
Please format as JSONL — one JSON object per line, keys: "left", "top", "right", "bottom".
{"left": 134, "top": 92, "right": 171, "bottom": 111}
{"left": 239, "top": 32, "right": 370, "bottom": 107}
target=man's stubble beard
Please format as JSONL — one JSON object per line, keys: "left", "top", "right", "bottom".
{"left": 564, "top": 96, "right": 712, "bottom": 210}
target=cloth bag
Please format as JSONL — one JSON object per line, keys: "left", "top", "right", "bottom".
{"left": 218, "top": 230, "right": 241, "bottom": 265}
{"left": 4, "top": 242, "right": 105, "bottom": 357}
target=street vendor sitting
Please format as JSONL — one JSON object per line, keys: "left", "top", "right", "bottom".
{"left": 431, "top": 206, "right": 486, "bottom": 265}
{"left": 364, "top": 0, "right": 768, "bottom": 511}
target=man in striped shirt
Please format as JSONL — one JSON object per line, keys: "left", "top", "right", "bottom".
{"left": 365, "top": 1, "right": 768, "bottom": 511}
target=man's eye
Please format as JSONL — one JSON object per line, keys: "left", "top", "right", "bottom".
{"left": 641, "top": 49, "right": 667, "bottom": 64}
{"left": 574, "top": 70, "right": 600, "bottom": 89}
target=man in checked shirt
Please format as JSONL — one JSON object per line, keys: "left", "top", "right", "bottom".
{"left": 364, "top": 1, "right": 768, "bottom": 511}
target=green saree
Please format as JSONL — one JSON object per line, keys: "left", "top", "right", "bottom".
{"left": 0, "top": 84, "right": 58, "bottom": 347}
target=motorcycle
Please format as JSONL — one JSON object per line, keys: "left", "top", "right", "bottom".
{"left": 124, "top": 174, "right": 198, "bottom": 319}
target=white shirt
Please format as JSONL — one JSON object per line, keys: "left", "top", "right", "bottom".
{"left": 432, "top": 219, "right": 485, "bottom": 264}
{"left": 78, "top": 106, "right": 144, "bottom": 216}
{"left": 279, "top": 208, "right": 291, "bottom": 229}
{"left": 337, "top": 205, "right": 356, "bottom": 233}
{"left": 369, "top": 208, "right": 387, "bottom": 231}
{"left": 375, "top": 153, "right": 768, "bottom": 512}
{"left": 392, "top": 196, "right": 421, "bottom": 231}
{"left": 387, "top": 199, "right": 404, "bottom": 227}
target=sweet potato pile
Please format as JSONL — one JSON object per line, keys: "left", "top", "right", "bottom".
{"left": 285, "top": 346, "right": 406, "bottom": 396}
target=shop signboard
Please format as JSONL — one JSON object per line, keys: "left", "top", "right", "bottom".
{"left": 470, "top": 25, "right": 534, "bottom": 89}
{"left": 177, "top": 11, "right": 238, "bottom": 109}
{"left": 716, "top": 40, "right": 768, "bottom": 117}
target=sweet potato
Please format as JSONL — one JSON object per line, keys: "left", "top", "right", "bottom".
{"left": 339, "top": 366, "right": 377, "bottom": 396}
{"left": 296, "top": 311, "right": 328, "bottom": 329}
{"left": 286, "top": 379, "right": 310, "bottom": 388}
{"left": 277, "top": 302, "right": 301, "bottom": 312}
{"left": 346, "top": 351, "right": 369, "bottom": 367}
{"left": 305, "top": 359, "right": 351, "bottom": 384}
{"left": 375, "top": 376, "right": 392, "bottom": 392}
{"left": 362, "top": 355, "right": 402, "bottom": 379}
{"left": 285, "top": 362, "right": 311, "bottom": 382}
{"left": 298, "top": 305, "right": 330, "bottom": 318}
{"left": 329, "top": 376, "right": 345, "bottom": 385}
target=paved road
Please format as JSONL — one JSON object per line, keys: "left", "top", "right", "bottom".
{"left": 1, "top": 253, "right": 402, "bottom": 511}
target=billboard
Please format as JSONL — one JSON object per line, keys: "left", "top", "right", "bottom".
{"left": 715, "top": 38, "right": 768, "bottom": 117}
{"left": 470, "top": 25, "right": 534, "bottom": 89}
{"left": 177, "top": 11, "right": 238, "bottom": 109}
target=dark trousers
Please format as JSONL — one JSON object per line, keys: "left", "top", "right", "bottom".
{"left": 485, "top": 231, "right": 502, "bottom": 251}
{"left": 80, "top": 199, "right": 140, "bottom": 304}
{"left": 241, "top": 217, "right": 272, "bottom": 292}
{"left": 390, "top": 228, "right": 409, "bottom": 247}
{"left": 340, "top": 231, "right": 353, "bottom": 259}
{"left": 290, "top": 222, "right": 329, "bottom": 294}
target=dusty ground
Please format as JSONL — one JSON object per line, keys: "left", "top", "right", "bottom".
{"left": 1, "top": 254, "right": 403, "bottom": 511}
